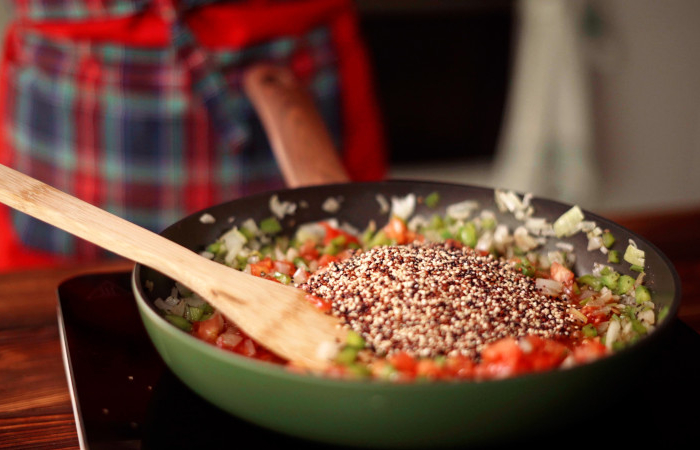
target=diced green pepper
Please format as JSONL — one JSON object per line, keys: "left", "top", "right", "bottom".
{"left": 260, "top": 216, "right": 282, "bottom": 235}
{"left": 335, "top": 347, "right": 359, "bottom": 366}
{"left": 457, "top": 222, "right": 477, "bottom": 248}
{"left": 602, "top": 231, "right": 616, "bottom": 249}
{"left": 607, "top": 249, "right": 620, "bottom": 264}
{"left": 346, "top": 364, "right": 372, "bottom": 378}
{"left": 481, "top": 216, "right": 496, "bottom": 230}
{"left": 368, "top": 230, "right": 391, "bottom": 247}
{"left": 429, "top": 214, "right": 444, "bottom": 229}
{"left": 630, "top": 264, "right": 645, "bottom": 273}
{"left": 582, "top": 323, "right": 598, "bottom": 337}
{"left": 165, "top": 314, "right": 192, "bottom": 332}
{"left": 186, "top": 306, "right": 204, "bottom": 322}
{"left": 345, "top": 330, "right": 366, "bottom": 350}
{"left": 577, "top": 274, "right": 602, "bottom": 291}
{"left": 273, "top": 272, "right": 292, "bottom": 285}
{"left": 424, "top": 191, "right": 440, "bottom": 208}
{"left": 600, "top": 271, "right": 620, "bottom": 290}
{"left": 635, "top": 285, "right": 651, "bottom": 304}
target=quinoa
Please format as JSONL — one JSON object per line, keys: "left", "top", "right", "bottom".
{"left": 301, "top": 241, "right": 581, "bottom": 360}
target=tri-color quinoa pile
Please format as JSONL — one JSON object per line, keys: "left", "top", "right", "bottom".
{"left": 154, "top": 190, "right": 668, "bottom": 381}
{"left": 302, "top": 242, "right": 578, "bottom": 361}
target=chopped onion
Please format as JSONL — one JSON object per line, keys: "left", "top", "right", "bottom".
{"left": 514, "top": 226, "right": 539, "bottom": 251}
{"left": 269, "top": 194, "right": 297, "bottom": 219}
{"left": 221, "top": 227, "right": 247, "bottom": 264}
{"left": 293, "top": 267, "right": 309, "bottom": 284}
{"left": 322, "top": 196, "right": 343, "bottom": 213}
{"left": 605, "top": 319, "right": 621, "bottom": 351}
{"left": 199, "top": 213, "right": 216, "bottom": 224}
{"left": 445, "top": 200, "right": 479, "bottom": 221}
{"left": 375, "top": 194, "right": 390, "bottom": 214}
{"left": 568, "top": 307, "right": 588, "bottom": 324}
{"left": 390, "top": 194, "right": 416, "bottom": 220}
{"left": 536, "top": 278, "right": 564, "bottom": 296}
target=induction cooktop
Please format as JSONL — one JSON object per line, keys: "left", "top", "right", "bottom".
{"left": 58, "top": 272, "right": 699, "bottom": 449}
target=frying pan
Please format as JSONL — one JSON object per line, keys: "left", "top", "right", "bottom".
{"left": 131, "top": 67, "right": 681, "bottom": 447}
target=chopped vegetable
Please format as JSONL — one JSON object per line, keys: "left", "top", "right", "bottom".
{"left": 553, "top": 205, "right": 585, "bottom": 237}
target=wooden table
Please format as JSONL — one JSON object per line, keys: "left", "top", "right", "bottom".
{"left": 1, "top": 209, "right": 699, "bottom": 449}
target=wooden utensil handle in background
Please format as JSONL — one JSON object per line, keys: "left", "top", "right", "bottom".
{"left": 243, "top": 64, "right": 350, "bottom": 187}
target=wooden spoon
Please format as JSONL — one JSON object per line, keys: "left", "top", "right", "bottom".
{"left": 0, "top": 163, "right": 346, "bottom": 370}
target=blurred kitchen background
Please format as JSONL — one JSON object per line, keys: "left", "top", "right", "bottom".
{"left": 3, "top": 0, "right": 699, "bottom": 216}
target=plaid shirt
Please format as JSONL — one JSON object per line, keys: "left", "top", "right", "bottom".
{"left": 1, "top": 0, "right": 386, "bottom": 263}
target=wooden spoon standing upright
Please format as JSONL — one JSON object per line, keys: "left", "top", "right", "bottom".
{"left": 0, "top": 65, "right": 352, "bottom": 370}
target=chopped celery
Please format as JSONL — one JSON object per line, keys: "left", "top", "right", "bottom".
{"left": 607, "top": 249, "right": 620, "bottom": 264}
{"left": 658, "top": 305, "right": 670, "bottom": 322}
{"left": 635, "top": 285, "right": 651, "bottom": 304}
{"left": 260, "top": 216, "right": 283, "bottom": 234}
{"left": 616, "top": 275, "right": 635, "bottom": 295}
{"left": 623, "top": 244, "right": 645, "bottom": 268}
{"left": 165, "top": 314, "right": 192, "bottom": 332}
{"left": 553, "top": 205, "right": 584, "bottom": 237}
{"left": 424, "top": 191, "right": 440, "bottom": 208}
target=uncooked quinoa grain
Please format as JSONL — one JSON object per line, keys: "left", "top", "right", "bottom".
{"left": 301, "top": 241, "right": 580, "bottom": 360}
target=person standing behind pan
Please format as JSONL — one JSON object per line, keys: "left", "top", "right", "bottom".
{"left": 0, "top": 0, "right": 387, "bottom": 270}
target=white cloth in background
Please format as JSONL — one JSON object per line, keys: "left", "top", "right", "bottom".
{"left": 493, "top": 0, "right": 601, "bottom": 207}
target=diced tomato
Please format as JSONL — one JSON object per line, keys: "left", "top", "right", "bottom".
{"left": 321, "top": 222, "right": 360, "bottom": 247}
{"left": 273, "top": 260, "right": 295, "bottom": 276}
{"left": 477, "top": 337, "right": 524, "bottom": 379}
{"left": 388, "top": 351, "right": 418, "bottom": 376}
{"left": 550, "top": 261, "right": 575, "bottom": 285}
{"left": 572, "top": 339, "right": 608, "bottom": 363}
{"left": 306, "top": 294, "right": 332, "bottom": 313}
{"left": 416, "top": 359, "right": 443, "bottom": 380}
{"left": 317, "top": 253, "right": 339, "bottom": 268}
{"left": 249, "top": 257, "right": 275, "bottom": 278}
{"left": 193, "top": 312, "right": 224, "bottom": 343}
{"left": 444, "top": 354, "right": 476, "bottom": 379}
{"left": 216, "top": 328, "right": 243, "bottom": 351}
{"left": 383, "top": 216, "right": 412, "bottom": 244}
{"left": 522, "top": 336, "right": 569, "bottom": 371}
{"left": 240, "top": 339, "right": 257, "bottom": 357}
{"left": 581, "top": 305, "right": 611, "bottom": 325}
{"left": 299, "top": 239, "right": 320, "bottom": 261}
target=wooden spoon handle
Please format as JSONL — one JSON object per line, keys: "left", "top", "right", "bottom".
{"left": 243, "top": 64, "right": 350, "bottom": 187}
{"left": 0, "top": 163, "right": 343, "bottom": 369}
